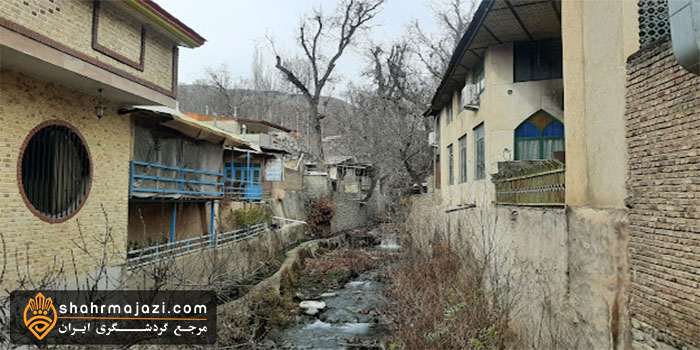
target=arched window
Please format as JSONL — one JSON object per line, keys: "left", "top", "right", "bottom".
{"left": 514, "top": 111, "right": 564, "bottom": 160}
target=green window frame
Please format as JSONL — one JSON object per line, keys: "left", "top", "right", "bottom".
{"left": 459, "top": 135, "right": 467, "bottom": 183}
{"left": 448, "top": 144, "right": 454, "bottom": 185}
{"left": 514, "top": 111, "right": 565, "bottom": 160}
{"left": 474, "top": 123, "right": 485, "bottom": 180}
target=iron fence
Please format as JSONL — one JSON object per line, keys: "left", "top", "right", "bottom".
{"left": 127, "top": 223, "right": 268, "bottom": 269}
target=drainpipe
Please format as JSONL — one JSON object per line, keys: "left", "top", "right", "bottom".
{"left": 170, "top": 202, "right": 176, "bottom": 243}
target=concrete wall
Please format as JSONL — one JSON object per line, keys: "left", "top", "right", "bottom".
{"left": 561, "top": 0, "right": 639, "bottom": 208}
{"left": 0, "top": 69, "right": 131, "bottom": 289}
{"left": 437, "top": 43, "right": 564, "bottom": 208}
{"left": 126, "top": 222, "right": 306, "bottom": 290}
{"left": 303, "top": 173, "right": 330, "bottom": 198}
{"left": 408, "top": 194, "right": 630, "bottom": 349}
{"left": 625, "top": 39, "right": 700, "bottom": 350}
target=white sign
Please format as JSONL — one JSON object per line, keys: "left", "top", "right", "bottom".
{"left": 265, "top": 157, "right": 284, "bottom": 182}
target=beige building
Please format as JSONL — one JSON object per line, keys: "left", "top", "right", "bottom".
{"left": 0, "top": 0, "right": 204, "bottom": 288}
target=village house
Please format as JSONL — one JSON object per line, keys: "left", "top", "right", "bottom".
{"left": 0, "top": 0, "right": 204, "bottom": 287}
{"left": 418, "top": 0, "right": 699, "bottom": 348}
{"left": 184, "top": 113, "right": 294, "bottom": 201}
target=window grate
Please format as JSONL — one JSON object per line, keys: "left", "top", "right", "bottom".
{"left": 21, "top": 124, "right": 90, "bottom": 221}
{"left": 638, "top": 0, "right": 670, "bottom": 47}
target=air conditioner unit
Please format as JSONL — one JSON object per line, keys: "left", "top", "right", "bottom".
{"left": 461, "top": 84, "right": 480, "bottom": 111}
{"left": 428, "top": 132, "right": 438, "bottom": 147}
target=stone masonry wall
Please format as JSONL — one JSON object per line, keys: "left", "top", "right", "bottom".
{"left": 625, "top": 38, "right": 700, "bottom": 349}
{"left": 0, "top": 69, "right": 131, "bottom": 290}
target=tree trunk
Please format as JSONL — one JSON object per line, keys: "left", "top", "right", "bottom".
{"left": 308, "top": 103, "right": 325, "bottom": 163}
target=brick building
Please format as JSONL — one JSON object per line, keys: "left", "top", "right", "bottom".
{"left": 0, "top": 0, "right": 204, "bottom": 288}
{"left": 625, "top": 38, "right": 700, "bottom": 349}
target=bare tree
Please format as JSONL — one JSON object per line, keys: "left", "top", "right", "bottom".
{"left": 272, "top": 0, "right": 385, "bottom": 163}
{"left": 337, "top": 40, "right": 434, "bottom": 200}
{"left": 409, "top": 0, "right": 477, "bottom": 85}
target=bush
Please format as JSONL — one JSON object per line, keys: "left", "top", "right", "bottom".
{"left": 306, "top": 197, "right": 336, "bottom": 237}
{"left": 385, "top": 242, "right": 511, "bottom": 350}
{"left": 230, "top": 208, "right": 271, "bottom": 228}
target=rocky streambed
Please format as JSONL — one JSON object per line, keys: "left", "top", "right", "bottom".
{"left": 271, "top": 228, "right": 401, "bottom": 350}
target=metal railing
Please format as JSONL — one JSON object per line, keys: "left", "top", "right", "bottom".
{"left": 126, "top": 223, "right": 268, "bottom": 269}
{"left": 129, "top": 161, "right": 225, "bottom": 197}
{"left": 492, "top": 160, "right": 565, "bottom": 206}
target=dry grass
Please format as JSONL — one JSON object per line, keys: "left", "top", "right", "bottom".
{"left": 385, "top": 241, "right": 511, "bottom": 350}
{"left": 306, "top": 197, "right": 336, "bottom": 237}
{"left": 301, "top": 248, "right": 382, "bottom": 293}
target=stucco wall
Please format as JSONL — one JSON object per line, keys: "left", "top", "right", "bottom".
{"left": 408, "top": 195, "right": 630, "bottom": 349}
{"left": 437, "top": 43, "right": 564, "bottom": 208}
{"left": 0, "top": 69, "right": 131, "bottom": 289}
{"left": 561, "top": 0, "right": 639, "bottom": 208}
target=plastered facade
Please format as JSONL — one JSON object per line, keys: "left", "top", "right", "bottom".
{"left": 437, "top": 43, "right": 563, "bottom": 207}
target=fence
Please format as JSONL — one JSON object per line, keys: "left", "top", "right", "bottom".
{"left": 492, "top": 160, "right": 565, "bottom": 206}
{"left": 126, "top": 223, "right": 268, "bottom": 269}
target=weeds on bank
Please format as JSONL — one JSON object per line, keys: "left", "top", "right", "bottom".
{"left": 385, "top": 242, "right": 511, "bottom": 350}
{"left": 300, "top": 248, "right": 383, "bottom": 294}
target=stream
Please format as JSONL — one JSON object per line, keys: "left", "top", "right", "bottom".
{"left": 275, "top": 228, "right": 400, "bottom": 350}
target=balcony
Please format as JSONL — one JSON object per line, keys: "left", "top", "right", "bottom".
{"left": 129, "top": 161, "right": 225, "bottom": 199}
{"left": 492, "top": 160, "right": 565, "bottom": 206}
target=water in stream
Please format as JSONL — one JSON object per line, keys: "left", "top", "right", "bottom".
{"left": 275, "top": 230, "right": 400, "bottom": 350}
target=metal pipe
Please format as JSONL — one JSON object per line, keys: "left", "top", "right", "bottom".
{"left": 209, "top": 200, "right": 215, "bottom": 243}
{"left": 170, "top": 202, "right": 176, "bottom": 242}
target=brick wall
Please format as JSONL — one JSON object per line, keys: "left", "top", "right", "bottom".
{"left": 625, "top": 38, "right": 700, "bottom": 348}
{"left": 0, "top": 0, "right": 175, "bottom": 92}
{"left": 0, "top": 69, "right": 131, "bottom": 289}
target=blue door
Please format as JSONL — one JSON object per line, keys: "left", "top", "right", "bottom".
{"left": 225, "top": 161, "right": 262, "bottom": 200}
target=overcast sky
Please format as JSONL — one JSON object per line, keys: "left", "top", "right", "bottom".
{"left": 160, "top": 0, "right": 440, "bottom": 88}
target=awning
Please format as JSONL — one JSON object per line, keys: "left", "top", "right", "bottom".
{"left": 128, "top": 105, "right": 256, "bottom": 151}
{"left": 425, "top": 0, "right": 561, "bottom": 116}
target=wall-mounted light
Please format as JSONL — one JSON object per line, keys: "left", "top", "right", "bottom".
{"left": 95, "top": 88, "right": 106, "bottom": 119}
{"left": 503, "top": 148, "right": 512, "bottom": 161}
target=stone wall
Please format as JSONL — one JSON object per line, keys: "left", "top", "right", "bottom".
{"left": 625, "top": 38, "right": 700, "bottom": 349}
{"left": 407, "top": 194, "right": 631, "bottom": 349}
{"left": 302, "top": 173, "right": 330, "bottom": 198}
{"left": 0, "top": 69, "right": 131, "bottom": 289}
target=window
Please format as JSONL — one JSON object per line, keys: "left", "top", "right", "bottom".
{"left": 459, "top": 135, "right": 467, "bottom": 183}
{"left": 515, "top": 110, "right": 565, "bottom": 160}
{"left": 474, "top": 123, "right": 485, "bottom": 180}
{"left": 19, "top": 122, "right": 91, "bottom": 222}
{"left": 514, "top": 39, "right": 562, "bottom": 82}
{"left": 448, "top": 144, "right": 454, "bottom": 185}
{"left": 446, "top": 99, "right": 453, "bottom": 124}
{"left": 473, "top": 61, "right": 485, "bottom": 95}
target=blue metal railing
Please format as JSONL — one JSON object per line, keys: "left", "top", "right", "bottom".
{"left": 126, "top": 223, "right": 268, "bottom": 269}
{"left": 129, "top": 161, "right": 225, "bottom": 197}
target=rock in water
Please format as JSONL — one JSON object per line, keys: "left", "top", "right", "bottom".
{"left": 299, "top": 300, "right": 326, "bottom": 315}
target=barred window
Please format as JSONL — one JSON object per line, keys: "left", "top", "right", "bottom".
{"left": 19, "top": 122, "right": 91, "bottom": 222}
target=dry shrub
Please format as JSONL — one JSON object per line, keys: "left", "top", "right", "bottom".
{"left": 306, "top": 197, "right": 336, "bottom": 237}
{"left": 301, "top": 248, "right": 380, "bottom": 291}
{"left": 386, "top": 242, "right": 510, "bottom": 350}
